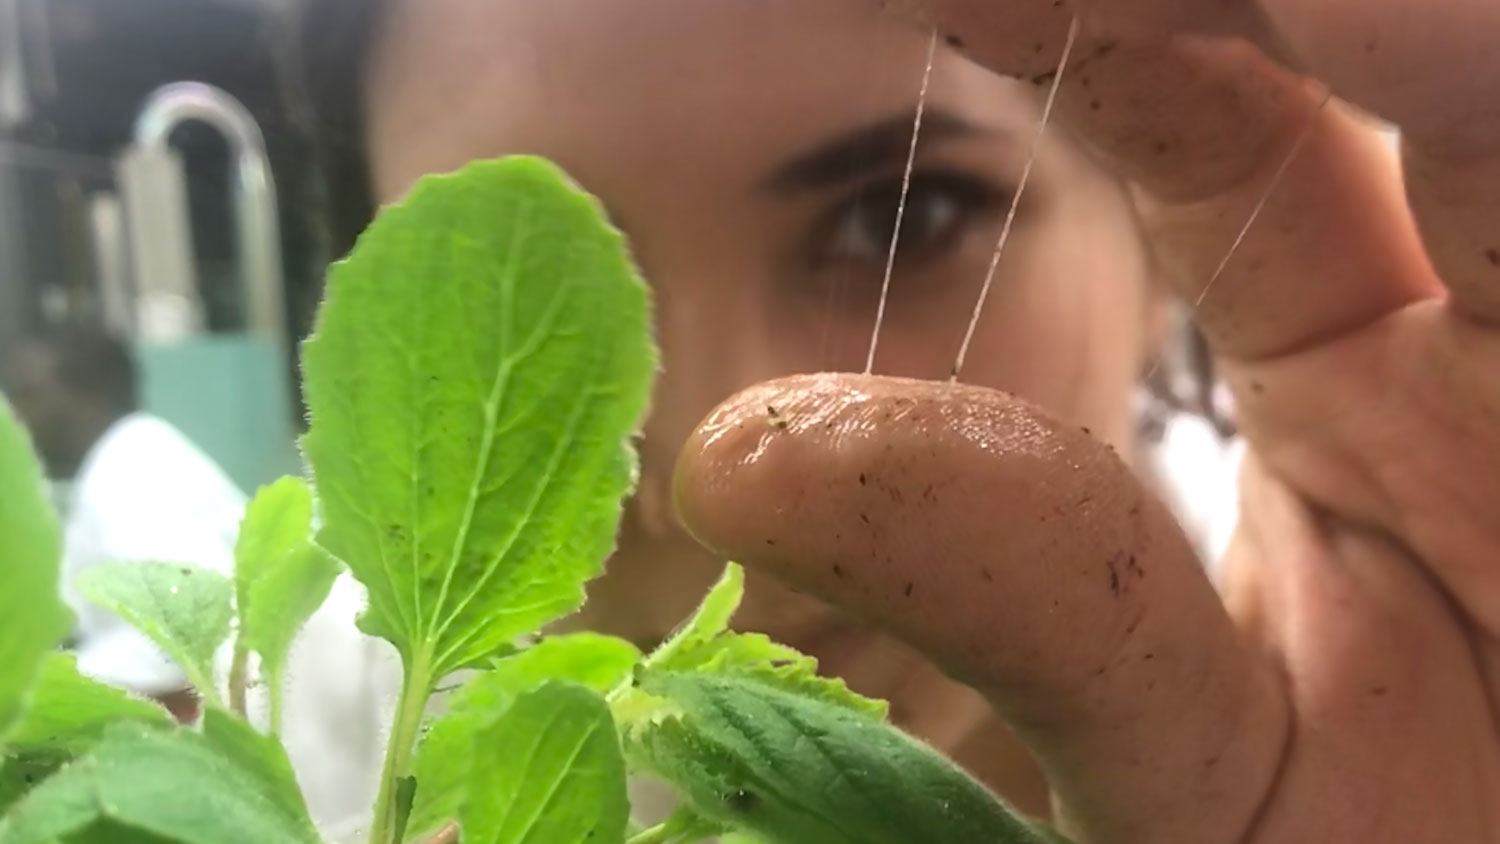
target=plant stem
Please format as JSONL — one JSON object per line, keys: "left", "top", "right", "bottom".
{"left": 624, "top": 816, "right": 722, "bottom": 844}
{"left": 228, "top": 641, "right": 249, "bottom": 717}
{"left": 410, "top": 821, "right": 458, "bottom": 844}
{"left": 623, "top": 823, "right": 676, "bottom": 844}
{"left": 267, "top": 667, "right": 285, "bottom": 736}
{"left": 367, "top": 647, "right": 434, "bottom": 844}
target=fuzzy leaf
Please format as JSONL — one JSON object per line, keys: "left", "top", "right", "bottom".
{"left": 407, "top": 633, "right": 639, "bottom": 839}
{"left": 0, "top": 723, "right": 321, "bottom": 844}
{"left": 301, "top": 156, "right": 656, "bottom": 680}
{"left": 198, "top": 710, "right": 312, "bottom": 825}
{"left": 6, "top": 653, "right": 170, "bottom": 755}
{"left": 642, "top": 563, "right": 884, "bottom": 719}
{"left": 645, "top": 563, "right": 745, "bottom": 671}
{"left": 632, "top": 672, "right": 1067, "bottom": 844}
{"left": 73, "top": 562, "right": 232, "bottom": 700}
{"left": 460, "top": 682, "right": 628, "bottom": 844}
{"left": 233, "top": 477, "right": 341, "bottom": 693}
{"left": 0, "top": 397, "right": 72, "bottom": 740}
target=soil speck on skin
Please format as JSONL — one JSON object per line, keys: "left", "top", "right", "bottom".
{"left": 859, "top": 513, "right": 871, "bottom": 524}
{"left": 859, "top": 472, "right": 867, "bottom": 486}
{"left": 1152, "top": 139, "right": 1170, "bottom": 155}
{"left": 833, "top": 564, "right": 845, "bottom": 579}
{"left": 1485, "top": 248, "right": 1500, "bottom": 267}
{"left": 980, "top": 567, "right": 994, "bottom": 582}
{"left": 765, "top": 539, "right": 776, "bottom": 546}
{"left": 1143, "top": 652, "right": 1155, "bottom": 661}
{"left": 1089, "top": 98, "right": 1102, "bottom": 111}
{"left": 1251, "top": 380, "right": 1266, "bottom": 394}
{"left": 1107, "top": 556, "right": 1121, "bottom": 596}
{"left": 946, "top": 33, "right": 964, "bottom": 48}
{"left": 1370, "top": 686, "right": 1388, "bottom": 697}
{"left": 904, "top": 581, "right": 914, "bottom": 598}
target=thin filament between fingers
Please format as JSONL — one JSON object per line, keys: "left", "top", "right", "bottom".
{"left": 865, "top": 27, "right": 940, "bottom": 375}
{"left": 950, "top": 15, "right": 1082, "bottom": 383}
{"left": 1143, "top": 85, "right": 1334, "bottom": 387}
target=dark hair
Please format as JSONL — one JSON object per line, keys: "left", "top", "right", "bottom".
{"left": 296, "top": 0, "right": 389, "bottom": 260}
{"left": 23, "top": 325, "right": 140, "bottom": 414}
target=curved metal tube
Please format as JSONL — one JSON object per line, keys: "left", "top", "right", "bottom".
{"left": 133, "top": 82, "right": 286, "bottom": 350}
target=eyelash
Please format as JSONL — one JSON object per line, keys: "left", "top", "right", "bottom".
{"left": 810, "top": 169, "right": 1010, "bottom": 273}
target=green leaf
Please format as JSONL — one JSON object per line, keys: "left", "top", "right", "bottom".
{"left": 461, "top": 682, "right": 628, "bottom": 844}
{"left": 301, "top": 156, "right": 657, "bottom": 681}
{"left": 641, "top": 563, "right": 884, "bottom": 719}
{"left": 7, "top": 653, "right": 170, "bottom": 755}
{"left": 232, "top": 477, "right": 341, "bottom": 716}
{"left": 73, "top": 562, "right": 232, "bottom": 703}
{"left": 644, "top": 563, "right": 745, "bottom": 671}
{"left": 0, "top": 397, "right": 72, "bottom": 740}
{"left": 408, "top": 633, "right": 639, "bottom": 839}
{"left": 630, "top": 672, "right": 1065, "bottom": 844}
{"left": 0, "top": 653, "right": 172, "bottom": 814}
{"left": 198, "top": 710, "right": 312, "bottom": 826}
{"left": 0, "top": 723, "right": 321, "bottom": 844}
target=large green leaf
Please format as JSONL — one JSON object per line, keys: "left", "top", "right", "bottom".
{"left": 0, "top": 723, "right": 321, "bottom": 844}
{"left": 631, "top": 672, "right": 1067, "bottom": 844}
{"left": 231, "top": 476, "right": 341, "bottom": 721}
{"left": 407, "top": 633, "right": 639, "bottom": 839}
{"left": 460, "top": 682, "right": 628, "bottom": 844}
{"left": 301, "top": 156, "right": 656, "bottom": 681}
{"left": 0, "top": 397, "right": 72, "bottom": 740}
{"left": 73, "top": 562, "right": 232, "bottom": 703}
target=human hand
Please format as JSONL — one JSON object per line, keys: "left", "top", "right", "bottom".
{"left": 673, "top": 2, "right": 1500, "bottom": 841}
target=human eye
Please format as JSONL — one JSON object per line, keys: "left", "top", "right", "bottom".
{"left": 811, "top": 169, "right": 1009, "bottom": 273}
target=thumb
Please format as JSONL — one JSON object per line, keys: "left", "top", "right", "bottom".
{"left": 674, "top": 373, "right": 1287, "bottom": 843}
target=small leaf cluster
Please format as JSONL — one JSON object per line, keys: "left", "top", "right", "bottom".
{"left": 0, "top": 157, "right": 1071, "bottom": 844}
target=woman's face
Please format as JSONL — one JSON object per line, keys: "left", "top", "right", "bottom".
{"left": 365, "top": 0, "right": 1154, "bottom": 650}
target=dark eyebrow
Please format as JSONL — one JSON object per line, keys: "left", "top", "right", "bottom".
{"left": 762, "top": 108, "right": 987, "bottom": 193}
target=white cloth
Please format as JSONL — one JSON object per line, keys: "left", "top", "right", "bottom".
{"left": 62, "top": 412, "right": 247, "bottom": 693}
{"left": 1146, "top": 411, "right": 1245, "bottom": 579}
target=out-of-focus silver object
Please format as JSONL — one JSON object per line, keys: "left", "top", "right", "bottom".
{"left": 117, "top": 81, "right": 287, "bottom": 354}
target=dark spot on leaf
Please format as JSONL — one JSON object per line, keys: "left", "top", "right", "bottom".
{"left": 724, "top": 788, "right": 758, "bottom": 813}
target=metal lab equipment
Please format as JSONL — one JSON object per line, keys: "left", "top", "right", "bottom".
{"left": 115, "top": 81, "right": 298, "bottom": 493}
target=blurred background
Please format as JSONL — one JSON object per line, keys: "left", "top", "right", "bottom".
{"left": 0, "top": 0, "right": 321, "bottom": 492}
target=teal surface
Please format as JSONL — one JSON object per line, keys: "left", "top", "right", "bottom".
{"left": 134, "top": 335, "right": 300, "bottom": 494}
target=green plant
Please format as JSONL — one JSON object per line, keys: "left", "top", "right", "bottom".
{"left": 0, "top": 157, "right": 1072, "bottom": 844}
